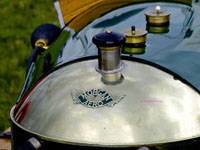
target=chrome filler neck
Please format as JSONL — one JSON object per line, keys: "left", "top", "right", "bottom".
{"left": 93, "top": 30, "right": 125, "bottom": 83}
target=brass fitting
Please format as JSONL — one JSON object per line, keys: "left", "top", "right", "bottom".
{"left": 35, "top": 39, "right": 49, "bottom": 50}
{"left": 121, "top": 26, "right": 147, "bottom": 46}
{"left": 145, "top": 6, "right": 171, "bottom": 26}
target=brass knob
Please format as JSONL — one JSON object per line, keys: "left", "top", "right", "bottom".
{"left": 106, "top": 30, "right": 112, "bottom": 34}
{"left": 145, "top": 6, "right": 171, "bottom": 26}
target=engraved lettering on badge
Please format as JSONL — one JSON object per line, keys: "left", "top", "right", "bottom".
{"left": 71, "top": 89, "right": 125, "bottom": 108}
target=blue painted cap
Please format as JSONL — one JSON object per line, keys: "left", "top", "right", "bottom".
{"left": 93, "top": 30, "right": 125, "bottom": 47}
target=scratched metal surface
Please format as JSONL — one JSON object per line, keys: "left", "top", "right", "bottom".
{"left": 12, "top": 59, "right": 200, "bottom": 146}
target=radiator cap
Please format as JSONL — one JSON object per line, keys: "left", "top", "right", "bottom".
{"left": 145, "top": 6, "right": 170, "bottom": 26}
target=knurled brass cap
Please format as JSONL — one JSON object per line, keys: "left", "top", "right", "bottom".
{"left": 121, "top": 26, "right": 147, "bottom": 45}
{"left": 145, "top": 6, "right": 171, "bottom": 26}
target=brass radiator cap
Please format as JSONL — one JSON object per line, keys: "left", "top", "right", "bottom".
{"left": 145, "top": 6, "right": 171, "bottom": 26}
{"left": 121, "top": 26, "right": 147, "bottom": 46}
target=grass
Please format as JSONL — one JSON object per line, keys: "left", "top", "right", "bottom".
{"left": 0, "top": 0, "right": 59, "bottom": 132}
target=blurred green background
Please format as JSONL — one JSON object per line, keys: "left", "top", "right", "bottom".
{"left": 0, "top": 0, "right": 59, "bottom": 132}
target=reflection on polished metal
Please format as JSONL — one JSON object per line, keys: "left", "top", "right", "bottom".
{"left": 57, "top": 0, "right": 191, "bottom": 32}
{"left": 93, "top": 30, "right": 125, "bottom": 83}
{"left": 145, "top": 6, "right": 171, "bottom": 26}
{"left": 121, "top": 26, "right": 147, "bottom": 46}
{"left": 28, "top": 137, "right": 41, "bottom": 150}
{"left": 11, "top": 59, "right": 200, "bottom": 146}
{"left": 98, "top": 48, "right": 121, "bottom": 71}
{"left": 102, "top": 72, "right": 123, "bottom": 83}
{"left": 96, "top": 47, "right": 123, "bottom": 83}
{"left": 35, "top": 39, "right": 49, "bottom": 50}
{"left": 138, "top": 146, "right": 150, "bottom": 150}
{"left": 122, "top": 46, "right": 146, "bottom": 55}
{"left": 146, "top": 24, "right": 169, "bottom": 34}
